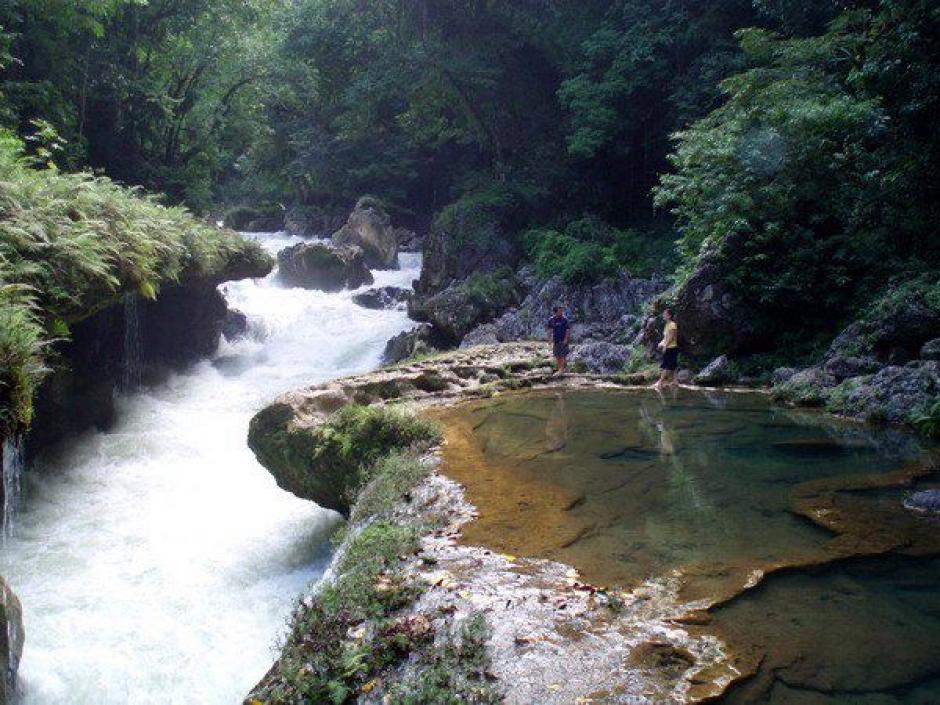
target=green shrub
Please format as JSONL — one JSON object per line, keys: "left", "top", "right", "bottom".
{"left": 459, "top": 267, "right": 519, "bottom": 310}
{"left": 913, "top": 399, "right": 940, "bottom": 439}
{"left": 390, "top": 613, "right": 500, "bottom": 705}
{"left": 525, "top": 229, "right": 619, "bottom": 285}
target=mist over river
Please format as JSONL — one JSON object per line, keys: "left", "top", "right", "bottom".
{"left": 0, "top": 233, "right": 422, "bottom": 704}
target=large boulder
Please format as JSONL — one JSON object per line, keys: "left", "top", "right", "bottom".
{"left": 382, "top": 324, "right": 438, "bottom": 364}
{"left": 829, "top": 361, "right": 940, "bottom": 424}
{"left": 1, "top": 576, "right": 23, "bottom": 705}
{"left": 277, "top": 242, "right": 373, "bottom": 292}
{"left": 922, "top": 338, "right": 940, "bottom": 361}
{"left": 771, "top": 367, "right": 838, "bottom": 407}
{"left": 569, "top": 342, "right": 634, "bottom": 374}
{"left": 352, "top": 286, "right": 411, "bottom": 310}
{"left": 409, "top": 270, "right": 522, "bottom": 347}
{"left": 460, "top": 268, "right": 664, "bottom": 347}
{"left": 331, "top": 196, "right": 399, "bottom": 269}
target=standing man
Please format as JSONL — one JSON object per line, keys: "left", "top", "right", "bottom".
{"left": 546, "top": 305, "right": 571, "bottom": 375}
{"left": 654, "top": 308, "right": 679, "bottom": 390}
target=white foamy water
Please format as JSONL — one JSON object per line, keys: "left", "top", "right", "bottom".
{"left": 0, "top": 233, "right": 422, "bottom": 704}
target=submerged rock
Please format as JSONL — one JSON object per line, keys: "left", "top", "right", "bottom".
{"left": 331, "top": 196, "right": 399, "bottom": 269}
{"left": 904, "top": 489, "right": 940, "bottom": 514}
{"left": 0, "top": 576, "right": 23, "bottom": 705}
{"left": 352, "top": 286, "right": 410, "bottom": 310}
{"left": 221, "top": 308, "right": 248, "bottom": 341}
{"left": 277, "top": 242, "right": 373, "bottom": 292}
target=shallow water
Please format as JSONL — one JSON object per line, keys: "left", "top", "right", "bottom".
{"left": 434, "top": 388, "right": 940, "bottom": 703}
{"left": 0, "top": 234, "right": 422, "bottom": 704}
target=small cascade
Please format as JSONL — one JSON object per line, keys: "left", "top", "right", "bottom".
{"left": 1, "top": 436, "right": 24, "bottom": 538}
{"left": 122, "top": 292, "right": 143, "bottom": 391}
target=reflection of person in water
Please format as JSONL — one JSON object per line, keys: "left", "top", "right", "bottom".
{"left": 545, "top": 392, "right": 569, "bottom": 452}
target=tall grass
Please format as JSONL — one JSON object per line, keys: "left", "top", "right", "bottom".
{"left": 0, "top": 129, "right": 270, "bottom": 435}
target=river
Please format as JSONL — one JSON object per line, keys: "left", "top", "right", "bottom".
{"left": 0, "top": 232, "right": 422, "bottom": 704}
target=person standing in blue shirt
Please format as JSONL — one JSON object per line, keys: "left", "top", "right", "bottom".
{"left": 546, "top": 305, "right": 571, "bottom": 375}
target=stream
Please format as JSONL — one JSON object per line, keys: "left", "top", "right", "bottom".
{"left": 0, "top": 232, "right": 421, "bottom": 704}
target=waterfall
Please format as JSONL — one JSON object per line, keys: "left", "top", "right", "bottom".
{"left": 122, "top": 293, "right": 142, "bottom": 391}
{"left": 1, "top": 437, "right": 23, "bottom": 539}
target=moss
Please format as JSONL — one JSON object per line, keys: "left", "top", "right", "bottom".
{"left": 413, "top": 372, "right": 450, "bottom": 393}
{"left": 349, "top": 451, "right": 433, "bottom": 525}
{"left": 459, "top": 267, "right": 519, "bottom": 311}
{"left": 248, "top": 404, "right": 441, "bottom": 515}
{"left": 265, "top": 522, "right": 427, "bottom": 705}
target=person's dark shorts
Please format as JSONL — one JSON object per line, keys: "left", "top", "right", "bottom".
{"left": 553, "top": 341, "right": 570, "bottom": 358}
{"left": 661, "top": 347, "right": 679, "bottom": 371}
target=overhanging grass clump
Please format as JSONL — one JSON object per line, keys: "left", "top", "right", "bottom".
{"left": 0, "top": 129, "right": 271, "bottom": 436}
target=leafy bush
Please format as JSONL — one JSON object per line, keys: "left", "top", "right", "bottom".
{"left": 525, "top": 229, "right": 619, "bottom": 285}
{"left": 459, "top": 267, "right": 520, "bottom": 311}
{"left": 914, "top": 400, "right": 940, "bottom": 439}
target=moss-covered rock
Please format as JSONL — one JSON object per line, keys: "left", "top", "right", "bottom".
{"left": 331, "top": 196, "right": 400, "bottom": 270}
{"left": 277, "top": 242, "right": 373, "bottom": 291}
{"left": 247, "top": 403, "right": 439, "bottom": 516}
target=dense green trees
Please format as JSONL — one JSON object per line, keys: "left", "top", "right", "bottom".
{"left": 1, "top": 0, "right": 273, "bottom": 210}
{"left": 657, "top": 0, "right": 940, "bottom": 350}
{"left": 3, "top": 0, "right": 938, "bottom": 358}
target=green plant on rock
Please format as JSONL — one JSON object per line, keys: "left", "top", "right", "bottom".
{"left": 389, "top": 613, "right": 500, "bottom": 705}
{"left": 913, "top": 400, "right": 940, "bottom": 439}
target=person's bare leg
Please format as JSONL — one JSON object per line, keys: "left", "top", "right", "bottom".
{"left": 653, "top": 371, "right": 666, "bottom": 390}
{"left": 670, "top": 370, "right": 679, "bottom": 388}
{"left": 559, "top": 356, "right": 567, "bottom": 374}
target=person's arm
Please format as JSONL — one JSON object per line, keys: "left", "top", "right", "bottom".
{"left": 564, "top": 321, "right": 571, "bottom": 344}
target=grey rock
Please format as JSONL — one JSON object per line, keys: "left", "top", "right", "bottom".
{"left": 411, "top": 273, "right": 521, "bottom": 347}
{"left": 832, "top": 360, "right": 940, "bottom": 423}
{"left": 904, "top": 489, "right": 940, "bottom": 514}
{"left": 383, "top": 324, "right": 437, "bottom": 364}
{"left": 461, "top": 268, "right": 664, "bottom": 348}
{"left": 921, "top": 338, "right": 940, "bottom": 361}
{"left": 460, "top": 323, "right": 501, "bottom": 348}
{"left": 695, "top": 355, "right": 735, "bottom": 386}
{"left": 823, "top": 355, "right": 882, "bottom": 380}
{"left": 771, "top": 367, "right": 838, "bottom": 407}
{"left": 331, "top": 196, "right": 399, "bottom": 269}
{"left": 826, "top": 296, "right": 940, "bottom": 364}
{"left": 570, "top": 342, "right": 634, "bottom": 374}
{"left": 277, "top": 242, "right": 373, "bottom": 292}
{"left": 393, "top": 226, "right": 423, "bottom": 251}
{"left": 1, "top": 575, "right": 23, "bottom": 705}
{"left": 352, "top": 286, "right": 411, "bottom": 310}
{"left": 221, "top": 308, "right": 248, "bottom": 341}
{"left": 772, "top": 367, "right": 799, "bottom": 385}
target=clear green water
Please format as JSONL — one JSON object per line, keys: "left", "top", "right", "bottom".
{"left": 434, "top": 388, "right": 939, "bottom": 703}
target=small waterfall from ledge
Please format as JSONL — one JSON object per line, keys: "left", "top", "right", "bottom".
{"left": 121, "top": 293, "right": 142, "bottom": 391}
{"left": 1, "top": 436, "right": 24, "bottom": 538}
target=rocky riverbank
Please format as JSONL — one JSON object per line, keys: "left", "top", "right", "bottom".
{"left": 246, "top": 342, "right": 939, "bottom": 703}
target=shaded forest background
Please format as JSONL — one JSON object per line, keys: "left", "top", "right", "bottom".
{"left": 2, "top": 0, "right": 939, "bottom": 357}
